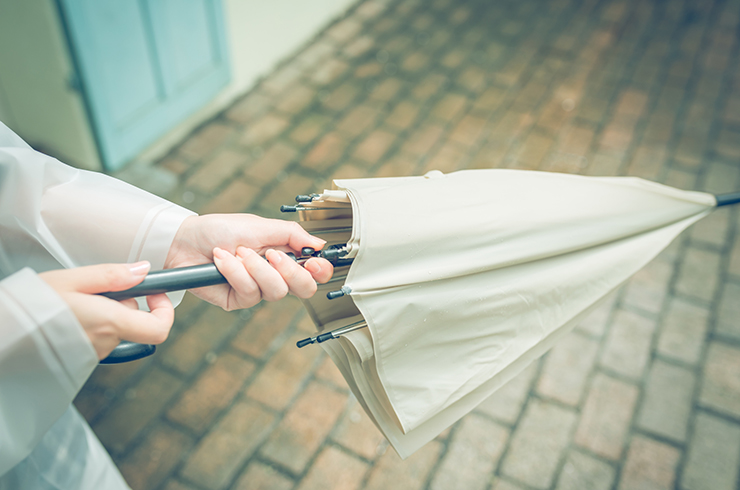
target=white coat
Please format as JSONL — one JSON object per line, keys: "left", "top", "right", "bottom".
{"left": 0, "top": 122, "right": 194, "bottom": 489}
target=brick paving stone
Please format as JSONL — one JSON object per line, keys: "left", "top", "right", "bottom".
{"left": 431, "top": 93, "right": 469, "bottom": 121}
{"left": 226, "top": 93, "right": 271, "bottom": 124}
{"left": 231, "top": 299, "right": 301, "bottom": 359}
{"left": 263, "top": 65, "right": 303, "bottom": 96}
{"left": 290, "top": 113, "right": 333, "bottom": 146}
{"left": 337, "top": 104, "right": 381, "bottom": 138}
{"left": 500, "top": 399, "right": 577, "bottom": 489}
{"left": 675, "top": 246, "right": 721, "bottom": 303}
{"left": 424, "top": 141, "right": 466, "bottom": 174}
{"left": 701, "top": 161, "right": 740, "bottom": 195}
{"left": 618, "top": 435, "right": 681, "bottom": 490}
{"left": 575, "top": 373, "right": 639, "bottom": 460}
{"left": 731, "top": 238, "right": 740, "bottom": 278}
{"left": 304, "top": 132, "right": 349, "bottom": 171}
{"left": 322, "top": 82, "right": 361, "bottom": 111}
{"left": 160, "top": 306, "right": 240, "bottom": 376}
{"left": 369, "top": 78, "right": 403, "bottom": 102}
{"left": 364, "top": 440, "right": 442, "bottom": 490}
{"left": 181, "top": 400, "right": 275, "bottom": 489}
{"left": 536, "top": 332, "right": 599, "bottom": 406}
{"left": 600, "top": 309, "right": 655, "bottom": 379}
{"left": 166, "top": 353, "right": 255, "bottom": 434}
{"left": 353, "top": 129, "right": 397, "bottom": 164}
{"left": 331, "top": 397, "right": 386, "bottom": 460}
{"left": 386, "top": 100, "right": 421, "bottom": 129}
{"left": 575, "top": 292, "right": 617, "bottom": 338}
{"left": 401, "top": 123, "right": 446, "bottom": 157}
{"left": 689, "top": 206, "right": 730, "bottom": 247}
{"left": 656, "top": 297, "right": 709, "bottom": 366}
{"left": 178, "top": 123, "right": 236, "bottom": 161}
{"left": 117, "top": 424, "right": 193, "bottom": 490}
{"left": 261, "top": 382, "right": 348, "bottom": 474}
{"left": 449, "top": 114, "right": 488, "bottom": 148}
{"left": 94, "top": 367, "right": 184, "bottom": 454}
{"left": 699, "top": 342, "right": 740, "bottom": 418}
{"left": 374, "top": 152, "right": 420, "bottom": 178}
{"left": 682, "top": 412, "right": 740, "bottom": 490}
{"left": 490, "top": 478, "right": 529, "bottom": 490}
{"left": 295, "top": 446, "right": 369, "bottom": 490}
{"left": 161, "top": 480, "right": 199, "bottom": 490}
{"left": 622, "top": 258, "right": 672, "bottom": 314}
{"left": 244, "top": 141, "right": 298, "bottom": 183}
{"left": 232, "top": 462, "right": 294, "bottom": 490}
{"left": 555, "top": 450, "right": 616, "bottom": 490}
{"left": 716, "top": 127, "right": 740, "bottom": 161}
{"left": 315, "top": 355, "right": 349, "bottom": 389}
{"left": 431, "top": 414, "right": 509, "bottom": 490}
{"left": 345, "top": 35, "right": 375, "bottom": 58}
{"left": 276, "top": 84, "right": 316, "bottom": 115}
{"left": 200, "top": 178, "right": 260, "bottom": 214}
{"left": 246, "top": 333, "right": 323, "bottom": 410}
{"left": 412, "top": 73, "right": 450, "bottom": 100}
{"left": 475, "top": 362, "right": 538, "bottom": 425}
{"left": 239, "top": 113, "right": 290, "bottom": 147}
{"left": 717, "top": 282, "right": 740, "bottom": 340}
{"left": 626, "top": 145, "right": 666, "bottom": 180}
{"left": 636, "top": 360, "right": 696, "bottom": 442}
{"left": 185, "top": 149, "right": 248, "bottom": 194}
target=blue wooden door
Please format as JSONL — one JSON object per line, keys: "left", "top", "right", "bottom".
{"left": 58, "top": 0, "right": 230, "bottom": 170}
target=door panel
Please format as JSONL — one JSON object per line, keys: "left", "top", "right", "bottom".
{"left": 59, "top": 0, "right": 230, "bottom": 170}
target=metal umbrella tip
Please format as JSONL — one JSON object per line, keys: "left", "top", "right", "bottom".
{"left": 280, "top": 205, "right": 298, "bottom": 212}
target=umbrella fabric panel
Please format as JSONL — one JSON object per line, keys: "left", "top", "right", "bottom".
{"left": 336, "top": 170, "right": 714, "bottom": 433}
{"left": 336, "top": 170, "right": 714, "bottom": 293}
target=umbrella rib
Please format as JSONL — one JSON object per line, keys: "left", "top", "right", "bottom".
{"left": 296, "top": 320, "right": 368, "bottom": 348}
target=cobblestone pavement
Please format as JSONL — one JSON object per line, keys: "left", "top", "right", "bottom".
{"left": 74, "top": 0, "right": 740, "bottom": 488}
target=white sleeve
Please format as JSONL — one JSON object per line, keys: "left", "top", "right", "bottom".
{"left": 0, "top": 268, "right": 98, "bottom": 476}
{"left": 0, "top": 121, "right": 196, "bottom": 275}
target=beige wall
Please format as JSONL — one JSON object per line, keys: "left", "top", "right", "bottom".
{"left": 0, "top": 0, "right": 100, "bottom": 170}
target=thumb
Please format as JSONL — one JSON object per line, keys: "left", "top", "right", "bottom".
{"left": 42, "top": 261, "right": 151, "bottom": 295}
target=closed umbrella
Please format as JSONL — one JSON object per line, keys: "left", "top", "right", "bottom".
{"left": 288, "top": 169, "right": 738, "bottom": 458}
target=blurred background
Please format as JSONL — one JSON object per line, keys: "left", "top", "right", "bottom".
{"left": 3, "top": 0, "right": 740, "bottom": 488}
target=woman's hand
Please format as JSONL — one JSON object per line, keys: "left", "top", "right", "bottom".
{"left": 40, "top": 261, "right": 174, "bottom": 360}
{"left": 164, "top": 214, "right": 334, "bottom": 310}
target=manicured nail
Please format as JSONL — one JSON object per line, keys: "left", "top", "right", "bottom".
{"left": 128, "top": 261, "right": 150, "bottom": 275}
{"left": 305, "top": 259, "right": 321, "bottom": 274}
{"left": 267, "top": 249, "right": 281, "bottom": 263}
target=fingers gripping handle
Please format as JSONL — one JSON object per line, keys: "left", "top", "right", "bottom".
{"left": 99, "top": 264, "right": 226, "bottom": 364}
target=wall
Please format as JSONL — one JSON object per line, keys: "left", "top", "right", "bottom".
{"left": 0, "top": 0, "right": 100, "bottom": 170}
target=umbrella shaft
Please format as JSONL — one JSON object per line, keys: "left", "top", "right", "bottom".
{"left": 716, "top": 192, "right": 740, "bottom": 207}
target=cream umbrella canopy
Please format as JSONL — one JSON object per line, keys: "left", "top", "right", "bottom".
{"left": 291, "top": 169, "right": 735, "bottom": 458}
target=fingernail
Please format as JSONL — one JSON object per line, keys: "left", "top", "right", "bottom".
{"left": 129, "top": 261, "right": 150, "bottom": 275}
{"left": 213, "top": 247, "right": 227, "bottom": 260}
{"left": 313, "top": 237, "right": 327, "bottom": 247}
{"left": 305, "top": 259, "right": 321, "bottom": 274}
{"left": 268, "top": 249, "right": 282, "bottom": 263}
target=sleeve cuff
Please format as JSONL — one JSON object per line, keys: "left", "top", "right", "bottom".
{"left": 126, "top": 203, "right": 197, "bottom": 270}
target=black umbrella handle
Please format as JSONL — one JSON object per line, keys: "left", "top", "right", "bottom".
{"left": 99, "top": 263, "right": 226, "bottom": 364}
{"left": 716, "top": 192, "right": 740, "bottom": 207}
